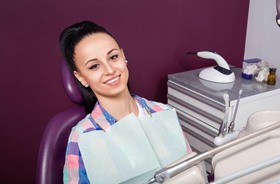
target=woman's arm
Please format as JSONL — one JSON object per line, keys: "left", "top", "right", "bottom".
{"left": 63, "top": 136, "right": 90, "bottom": 183}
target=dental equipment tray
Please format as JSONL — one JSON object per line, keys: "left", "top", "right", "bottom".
{"left": 167, "top": 66, "right": 280, "bottom": 172}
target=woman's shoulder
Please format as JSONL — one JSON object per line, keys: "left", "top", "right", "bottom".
{"left": 70, "top": 114, "right": 95, "bottom": 135}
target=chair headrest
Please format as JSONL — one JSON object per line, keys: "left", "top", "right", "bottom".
{"left": 60, "top": 62, "right": 84, "bottom": 105}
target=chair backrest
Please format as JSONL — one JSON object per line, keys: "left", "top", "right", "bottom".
{"left": 36, "top": 62, "right": 86, "bottom": 184}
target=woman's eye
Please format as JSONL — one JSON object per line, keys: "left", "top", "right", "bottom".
{"left": 109, "top": 54, "right": 118, "bottom": 61}
{"left": 89, "top": 64, "right": 99, "bottom": 70}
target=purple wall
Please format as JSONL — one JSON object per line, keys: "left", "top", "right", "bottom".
{"left": 0, "top": 0, "right": 249, "bottom": 183}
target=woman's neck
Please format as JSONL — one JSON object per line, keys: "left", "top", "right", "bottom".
{"left": 97, "top": 90, "right": 139, "bottom": 120}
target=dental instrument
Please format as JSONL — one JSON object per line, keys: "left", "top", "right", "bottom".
{"left": 214, "top": 90, "right": 244, "bottom": 146}
{"left": 214, "top": 93, "right": 232, "bottom": 146}
{"left": 186, "top": 51, "right": 235, "bottom": 83}
{"left": 218, "top": 93, "right": 229, "bottom": 136}
{"left": 228, "top": 89, "right": 242, "bottom": 133}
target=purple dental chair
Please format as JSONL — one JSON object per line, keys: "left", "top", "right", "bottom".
{"left": 36, "top": 62, "right": 86, "bottom": 184}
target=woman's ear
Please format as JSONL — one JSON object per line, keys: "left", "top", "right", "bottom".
{"left": 73, "top": 71, "right": 89, "bottom": 87}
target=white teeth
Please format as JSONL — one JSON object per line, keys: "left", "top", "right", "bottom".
{"left": 106, "top": 76, "right": 119, "bottom": 84}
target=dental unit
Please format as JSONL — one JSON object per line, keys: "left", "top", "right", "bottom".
{"left": 146, "top": 48, "right": 280, "bottom": 183}
{"left": 146, "top": 111, "right": 280, "bottom": 184}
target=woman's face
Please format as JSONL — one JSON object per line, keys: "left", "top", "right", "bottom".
{"left": 73, "top": 33, "right": 129, "bottom": 99}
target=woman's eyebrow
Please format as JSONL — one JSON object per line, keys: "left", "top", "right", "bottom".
{"left": 85, "top": 58, "right": 97, "bottom": 66}
{"left": 107, "top": 49, "right": 118, "bottom": 55}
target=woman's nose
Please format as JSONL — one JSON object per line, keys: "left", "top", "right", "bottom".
{"left": 103, "top": 62, "right": 115, "bottom": 75}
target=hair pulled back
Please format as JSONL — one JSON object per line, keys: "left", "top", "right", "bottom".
{"left": 59, "top": 21, "right": 115, "bottom": 113}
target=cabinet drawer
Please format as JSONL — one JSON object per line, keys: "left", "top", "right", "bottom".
{"left": 168, "top": 81, "right": 224, "bottom": 112}
{"left": 168, "top": 81, "right": 225, "bottom": 129}
{"left": 168, "top": 94, "right": 223, "bottom": 130}
{"left": 176, "top": 109, "right": 218, "bottom": 141}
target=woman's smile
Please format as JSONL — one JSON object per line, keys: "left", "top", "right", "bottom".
{"left": 103, "top": 75, "right": 121, "bottom": 86}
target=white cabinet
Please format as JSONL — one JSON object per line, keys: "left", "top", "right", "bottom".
{"left": 167, "top": 67, "right": 280, "bottom": 171}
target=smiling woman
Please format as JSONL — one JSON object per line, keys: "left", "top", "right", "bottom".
{"left": 59, "top": 21, "right": 192, "bottom": 184}
{"left": 73, "top": 33, "right": 130, "bottom": 116}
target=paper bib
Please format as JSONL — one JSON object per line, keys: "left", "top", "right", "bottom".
{"left": 78, "top": 109, "right": 187, "bottom": 184}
